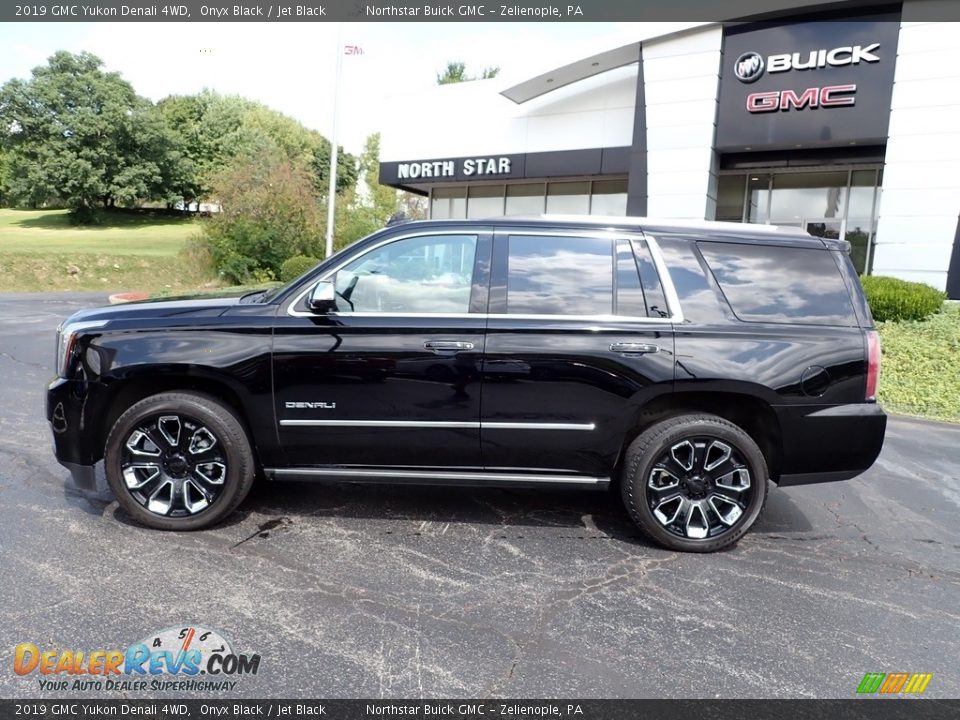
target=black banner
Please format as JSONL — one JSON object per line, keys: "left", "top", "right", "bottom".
{"left": 2, "top": 0, "right": 960, "bottom": 23}
{"left": 2, "top": 700, "right": 960, "bottom": 720}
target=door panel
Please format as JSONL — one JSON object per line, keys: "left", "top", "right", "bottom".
{"left": 480, "top": 230, "right": 675, "bottom": 477}
{"left": 272, "top": 231, "right": 490, "bottom": 468}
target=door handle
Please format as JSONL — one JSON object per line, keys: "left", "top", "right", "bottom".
{"left": 424, "top": 340, "right": 475, "bottom": 353}
{"left": 610, "top": 342, "right": 660, "bottom": 355}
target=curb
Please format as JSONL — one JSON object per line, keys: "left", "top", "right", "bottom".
{"left": 108, "top": 292, "right": 149, "bottom": 304}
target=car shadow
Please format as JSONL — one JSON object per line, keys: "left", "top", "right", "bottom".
{"left": 237, "top": 479, "right": 817, "bottom": 546}
{"left": 62, "top": 476, "right": 818, "bottom": 544}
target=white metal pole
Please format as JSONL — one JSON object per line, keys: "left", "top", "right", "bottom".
{"left": 325, "top": 27, "right": 343, "bottom": 259}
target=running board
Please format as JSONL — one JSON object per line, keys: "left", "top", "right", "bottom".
{"left": 265, "top": 467, "right": 610, "bottom": 489}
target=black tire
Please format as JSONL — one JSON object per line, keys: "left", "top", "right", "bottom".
{"left": 104, "top": 391, "right": 255, "bottom": 530}
{"left": 621, "top": 414, "right": 768, "bottom": 553}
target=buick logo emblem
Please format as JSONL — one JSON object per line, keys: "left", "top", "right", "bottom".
{"left": 734, "top": 51, "right": 764, "bottom": 83}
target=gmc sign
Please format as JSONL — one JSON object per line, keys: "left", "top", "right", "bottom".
{"left": 746, "top": 84, "right": 858, "bottom": 113}
{"left": 716, "top": 17, "right": 900, "bottom": 150}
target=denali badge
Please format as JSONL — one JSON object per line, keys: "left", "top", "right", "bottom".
{"left": 285, "top": 401, "right": 336, "bottom": 409}
{"left": 734, "top": 52, "right": 764, "bottom": 83}
{"left": 734, "top": 43, "right": 880, "bottom": 83}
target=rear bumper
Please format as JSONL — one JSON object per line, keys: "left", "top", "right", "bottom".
{"left": 774, "top": 402, "right": 886, "bottom": 486}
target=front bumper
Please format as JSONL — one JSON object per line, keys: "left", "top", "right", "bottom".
{"left": 775, "top": 402, "right": 887, "bottom": 486}
{"left": 48, "top": 376, "right": 100, "bottom": 468}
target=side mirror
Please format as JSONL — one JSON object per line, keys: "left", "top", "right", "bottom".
{"left": 308, "top": 280, "right": 337, "bottom": 313}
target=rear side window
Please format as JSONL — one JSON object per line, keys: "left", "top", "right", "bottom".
{"left": 506, "top": 235, "right": 612, "bottom": 315}
{"left": 698, "top": 242, "right": 857, "bottom": 326}
{"left": 501, "top": 234, "right": 668, "bottom": 317}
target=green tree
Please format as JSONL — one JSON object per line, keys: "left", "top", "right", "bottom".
{"left": 331, "top": 133, "right": 425, "bottom": 252}
{"left": 157, "top": 90, "right": 357, "bottom": 206}
{"left": 0, "top": 146, "right": 9, "bottom": 207}
{"left": 0, "top": 51, "right": 185, "bottom": 219}
{"left": 437, "top": 61, "right": 500, "bottom": 84}
{"left": 201, "top": 146, "right": 325, "bottom": 283}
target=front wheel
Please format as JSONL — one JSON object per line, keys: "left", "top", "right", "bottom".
{"left": 621, "top": 414, "right": 768, "bottom": 552}
{"left": 104, "top": 391, "right": 255, "bottom": 530}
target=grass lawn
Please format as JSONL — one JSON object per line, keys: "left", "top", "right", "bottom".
{"left": 0, "top": 208, "right": 198, "bottom": 255}
{"left": 0, "top": 208, "right": 214, "bottom": 293}
{"left": 877, "top": 302, "right": 960, "bottom": 423}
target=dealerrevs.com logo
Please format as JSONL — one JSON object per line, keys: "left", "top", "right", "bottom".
{"left": 14, "top": 625, "right": 261, "bottom": 693}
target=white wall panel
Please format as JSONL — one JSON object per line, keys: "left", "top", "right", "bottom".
{"left": 645, "top": 100, "right": 718, "bottom": 129}
{"left": 871, "top": 242, "right": 954, "bottom": 272}
{"left": 642, "top": 28, "right": 724, "bottom": 59}
{"left": 646, "top": 123, "right": 716, "bottom": 151}
{"left": 873, "top": 14, "right": 960, "bottom": 286}
{"left": 642, "top": 26, "right": 722, "bottom": 219}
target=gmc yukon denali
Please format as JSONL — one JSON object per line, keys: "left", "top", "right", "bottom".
{"left": 47, "top": 216, "right": 886, "bottom": 552}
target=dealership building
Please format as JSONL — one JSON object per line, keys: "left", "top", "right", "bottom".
{"left": 379, "top": 1, "right": 960, "bottom": 297}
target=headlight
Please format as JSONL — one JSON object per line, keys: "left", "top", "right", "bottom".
{"left": 55, "top": 320, "right": 107, "bottom": 378}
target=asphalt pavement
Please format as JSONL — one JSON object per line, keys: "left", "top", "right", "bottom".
{"left": 0, "top": 292, "right": 958, "bottom": 699}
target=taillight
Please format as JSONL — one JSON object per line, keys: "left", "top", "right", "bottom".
{"left": 865, "top": 330, "right": 880, "bottom": 401}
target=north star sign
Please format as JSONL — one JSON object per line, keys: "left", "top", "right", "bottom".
{"left": 397, "top": 157, "right": 512, "bottom": 180}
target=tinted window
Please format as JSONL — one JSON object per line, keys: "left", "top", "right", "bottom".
{"left": 506, "top": 235, "right": 612, "bottom": 315}
{"left": 698, "top": 242, "right": 856, "bottom": 325}
{"left": 335, "top": 234, "right": 477, "bottom": 313}
{"left": 657, "top": 237, "right": 730, "bottom": 324}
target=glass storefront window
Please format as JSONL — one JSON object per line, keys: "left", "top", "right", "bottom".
{"left": 466, "top": 185, "right": 505, "bottom": 218}
{"left": 746, "top": 174, "right": 771, "bottom": 224}
{"left": 770, "top": 171, "right": 848, "bottom": 222}
{"left": 718, "top": 167, "right": 883, "bottom": 274}
{"left": 590, "top": 180, "right": 628, "bottom": 216}
{"left": 505, "top": 183, "right": 545, "bottom": 216}
{"left": 546, "top": 181, "right": 590, "bottom": 215}
{"left": 716, "top": 175, "right": 746, "bottom": 222}
{"left": 431, "top": 187, "right": 466, "bottom": 219}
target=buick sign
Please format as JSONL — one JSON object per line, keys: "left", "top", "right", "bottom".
{"left": 735, "top": 52, "right": 765, "bottom": 83}
{"left": 735, "top": 43, "right": 881, "bottom": 83}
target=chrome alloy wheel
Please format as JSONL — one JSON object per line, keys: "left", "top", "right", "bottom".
{"left": 646, "top": 437, "right": 753, "bottom": 540}
{"left": 120, "top": 414, "right": 227, "bottom": 517}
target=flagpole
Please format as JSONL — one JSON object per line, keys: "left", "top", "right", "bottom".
{"left": 325, "top": 26, "right": 343, "bottom": 260}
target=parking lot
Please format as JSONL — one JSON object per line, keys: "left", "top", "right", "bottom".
{"left": 1, "top": 292, "right": 958, "bottom": 699}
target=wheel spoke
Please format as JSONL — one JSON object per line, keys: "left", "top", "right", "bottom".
{"left": 188, "top": 426, "right": 218, "bottom": 455}
{"left": 715, "top": 467, "right": 751, "bottom": 493}
{"left": 708, "top": 494, "right": 744, "bottom": 527}
{"left": 703, "top": 440, "right": 732, "bottom": 472}
{"left": 648, "top": 465, "right": 681, "bottom": 490}
{"left": 125, "top": 430, "right": 161, "bottom": 457}
{"left": 146, "top": 479, "right": 175, "bottom": 516}
{"left": 121, "top": 463, "right": 161, "bottom": 490}
{"left": 684, "top": 501, "right": 709, "bottom": 539}
{"left": 157, "top": 415, "right": 182, "bottom": 449}
{"left": 669, "top": 440, "right": 695, "bottom": 472}
{"left": 183, "top": 479, "right": 212, "bottom": 514}
{"left": 195, "top": 461, "right": 226, "bottom": 486}
{"left": 653, "top": 495, "right": 685, "bottom": 527}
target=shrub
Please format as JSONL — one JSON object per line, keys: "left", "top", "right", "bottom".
{"left": 861, "top": 275, "right": 946, "bottom": 322}
{"left": 280, "top": 254, "right": 319, "bottom": 282}
{"left": 199, "top": 147, "right": 324, "bottom": 284}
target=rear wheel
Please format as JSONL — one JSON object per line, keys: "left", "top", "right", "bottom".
{"left": 104, "top": 392, "right": 255, "bottom": 530}
{"left": 621, "top": 414, "right": 768, "bottom": 552}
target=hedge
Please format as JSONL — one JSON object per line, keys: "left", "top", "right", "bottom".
{"left": 280, "top": 255, "right": 319, "bottom": 283}
{"left": 860, "top": 275, "right": 945, "bottom": 323}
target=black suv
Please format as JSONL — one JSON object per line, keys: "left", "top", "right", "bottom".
{"left": 47, "top": 217, "right": 886, "bottom": 552}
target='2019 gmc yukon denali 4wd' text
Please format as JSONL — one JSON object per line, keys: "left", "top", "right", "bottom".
{"left": 47, "top": 216, "right": 886, "bottom": 552}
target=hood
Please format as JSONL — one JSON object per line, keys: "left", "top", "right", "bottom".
{"left": 63, "top": 293, "right": 246, "bottom": 326}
